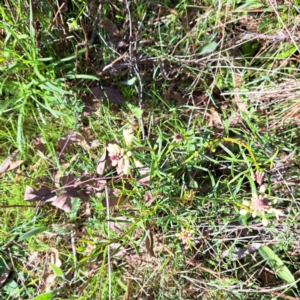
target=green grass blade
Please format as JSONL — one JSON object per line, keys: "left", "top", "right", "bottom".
{"left": 259, "top": 245, "right": 295, "bottom": 285}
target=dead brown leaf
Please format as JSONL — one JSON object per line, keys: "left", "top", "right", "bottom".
{"left": 82, "top": 86, "right": 125, "bottom": 116}
{"left": 24, "top": 174, "right": 89, "bottom": 212}
{"left": 0, "top": 260, "right": 10, "bottom": 289}
{"left": 52, "top": 174, "right": 89, "bottom": 211}
{"left": 137, "top": 166, "right": 151, "bottom": 185}
{"left": 144, "top": 190, "right": 157, "bottom": 207}
{"left": 57, "top": 131, "right": 89, "bottom": 151}
{"left": 102, "top": 189, "right": 127, "bottom": 207}
{"left": 24, "top": 186, "right": 56, "bottom": 202}
{"left": 0, "top": 149, "right": 19, "bottom": 174}
{"left": 100, "top": 19, "right": 120, "bottom": 42}
{"left": 7, "top": 160, "right": 23, "bottom": 171}
{"left": 108, "top": 216, "right": 130, "bottom": 232}
{"left": 96, "top": 148, "right": 107, "bottom": 175}
{"left": 32, "top": 137, "right": 47, "bottom": 153}
{"left": 51, "top": 192, "right": 72, "bottom": 212}
{"left": 90, "top": 86, "right": 125, "bottom": 104}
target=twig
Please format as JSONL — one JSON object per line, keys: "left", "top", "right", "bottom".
{"left": 240, "top": 32, "right": 300, "bottom": 43}
{"left": 80, "top": 17, "right": 89, "bottom": 61}
{"left": 124, "top": 0, "right": 145, "bottom": 140}
{"left": 105, "top": 186, "right": 112, "bottom": 300}
{"left": 70, "top": 229, "right": 77, "bottom": 278}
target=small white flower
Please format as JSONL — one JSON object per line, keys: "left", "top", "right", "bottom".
{"left": 134, "top": 159, "right": 144, "bottom": 168}
{"left": 262, "top": 217, "right": 268, "bottom": 226}
{"left": 240, "top": 209, "right": 248, "bottom": 216}
{"left": 107, "top": 143, "right": 124, "bottom": 167}
{"left": 123, "top": 156, "right": 131, "bottom": 175}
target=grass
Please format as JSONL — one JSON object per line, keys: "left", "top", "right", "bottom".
{"left": 1, "top": 0, "right": 300, "bottom": 299}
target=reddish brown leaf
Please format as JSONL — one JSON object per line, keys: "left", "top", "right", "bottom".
{"left": 100, "top": 19, "right": 120, "bottom": 41}
{"left": 51, "top": 192, "right": 72, "bottom": 212}
{"left": 91, "top": 86, "right": 125, "bottom": 104}
{"left": 32, "top": 137, "right": 47, "bottom": 153}
{"left": 24, "top": 186, "right": 56, "bottom": 202}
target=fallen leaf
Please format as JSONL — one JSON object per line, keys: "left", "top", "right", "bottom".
{"left": 49, "top": 248, "right": 62, "bottom": 268}
{"left": 96, "top": 148, "right": 107, "bottom": 175}
{"left": 102, "top": 189, "right": 127, "bottom": 207}
{"left": 51, "top": 192, "right": 72, "bottom": 212}
{"left": 7, "top": 160, "right": 23, "bottom": 171}
{"left": 90, "top": 139, "right": 100, "bottom": 149}
{"left": 45, "top": 274, "right": 57, "bottom": 292}
{"left": 91, "top": 86, "right": 125, "bottom": 104}
{"left": 144, "top": 190, "right": 157, "bottom": 207}
{"left": 0, "top": 257, "right": 10, "bottom": 289}
{"left": 0, "top": 149, "right": 19, "bottom": 174}
{"left": 51, "top": 174, "right": 89, "bottom": 211}
{"left": 24, "top": 186, "right": 56, "bottom": 202}
{"left": 137, "top": 167, "right": 151, "bottom": 185}
{"left": 57, "top": 131, "right": 89, "bottom": 151}
{"left": 82, "top": 93, "right": 100, "bottom": 116}
{"left": 32, "top": 137, "right": 47, "bottom": 153}
{"left": 100, "top": 19, "right": 120, "bottom": 42}
{"left": 108, "top": 216, "right": 130, "bottom": 232}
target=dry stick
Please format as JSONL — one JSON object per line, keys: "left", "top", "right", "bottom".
{"left": 46, "top": 0, "right": 65, "bottom": 51}
{"left": 240, "top": 32, "right": 300, "bottom": 42}
{"left": 46, "top": 2, "right": 65, "bottom": 32}
{"left": 80, "top": 17, "right": 89, "bottom": 61}
{"left": 56, "top": 0, "right": 67, "bottom": 37}
{"left": 269, "top": 1, "right": 300, "bottom": 54}
{"left": 51, "top": 174, "right": 123, "bottom": 193}
{"left": 70, "top": 229, "right": 77, "bottom": 279}
{"left": 124, "top": 0, "right": 145, "bottom": 140}
{"left": 104, "top": 186, "right": 112, "bottom": 300}
{"left": 0, "top": 205, "right": 36, "bottom": 209}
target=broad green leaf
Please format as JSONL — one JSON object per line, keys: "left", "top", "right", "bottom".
{"left": 277, "top": 44, "right": 297, "bottom": 59}
{"left": 49, "top": 263, "right": 64, "bottom": 277}
{"left": 199, "top": 42, "right": 217, "bottom": 55}
{"left": 259, "top": 245, "right": 295, "bottom": 285}
{"left": 120, "top": 76, "right": 137, "bottom": 86}
{"left": 31, "top": 292, "right": 54, "bottom": 300}
{"left": 18, "top": 227, "right": 49, "bottom": 241}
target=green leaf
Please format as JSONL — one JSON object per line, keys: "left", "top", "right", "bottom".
{"left": 120, "top": 76, "right": 137, "bottom": 86}
{"left": 18, "top": 226, "right": 49, "bottom": 241}
{"left": 127, "top": 103, "right": 143, "bottom": 118}
{"left": 199, "top": 41, "right": 217, "bottom": 55}
{"left": 31, "top": 292, "right": 54, "bottom": 300}
{"left": 49, "top": 263, "right": 64, "bottom": 277}
{"left": 258, "top": 245, "right": 295, "bottom": 285}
